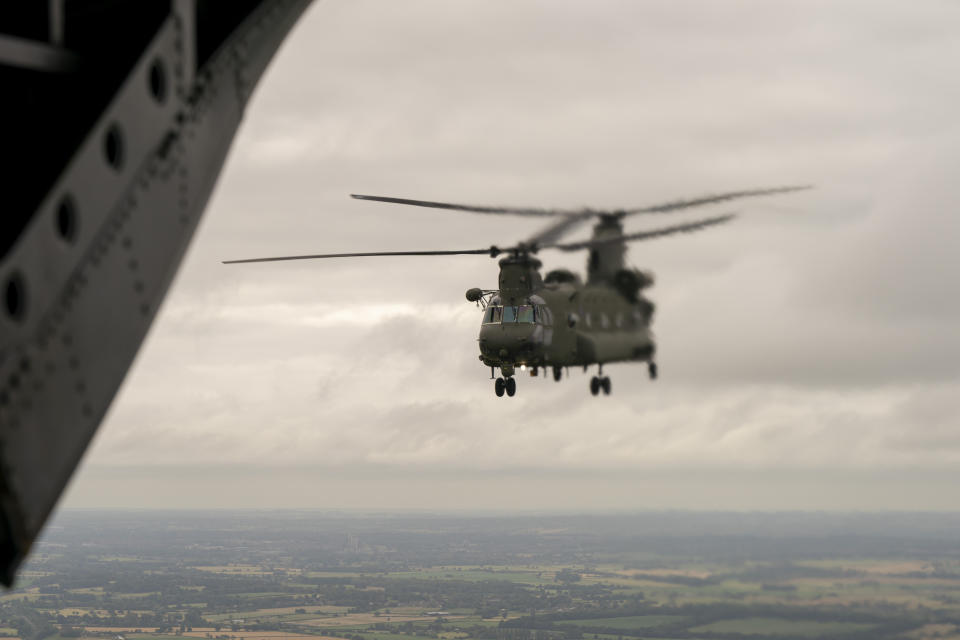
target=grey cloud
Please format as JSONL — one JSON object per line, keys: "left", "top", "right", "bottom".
{"left": 89, "top": 301, "right": 960, "bottom": 472}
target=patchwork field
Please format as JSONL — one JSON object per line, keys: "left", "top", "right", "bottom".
{"left": 7, "top": 512, "right": 960, "bottom": 640}
{"left": 302, "top": 614, "right": 466, "bottom": 627}
{"left": 687, "top": 618, "right": 875, "bottom": 637}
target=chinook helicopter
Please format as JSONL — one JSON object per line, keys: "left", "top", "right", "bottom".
{"left": 225, "top": 186, "right": 808, "bottom": 397}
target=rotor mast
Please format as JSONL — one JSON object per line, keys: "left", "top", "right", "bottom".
{"left": 497, "top": 253, "right": 543, "bottom": 305}
{"left": 587, "top": 214, "right": 627, "bottom": 285}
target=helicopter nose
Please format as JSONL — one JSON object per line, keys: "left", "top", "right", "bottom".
{"left": 479, "top": 325, "right": 539, "bottom": 362}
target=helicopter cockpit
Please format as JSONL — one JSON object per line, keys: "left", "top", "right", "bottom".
{"left": 477, "top": 295, "right": 555, "bottom": 371}
{"left": 483, "top": 305, "right": 532, "bottom": 324}
{"left": 482, "top": 301, "right": 552, "bottom": 325}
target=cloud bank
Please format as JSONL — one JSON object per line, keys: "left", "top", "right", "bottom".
{"left": 67, "top": 0, "right": 960, "bottom": 509}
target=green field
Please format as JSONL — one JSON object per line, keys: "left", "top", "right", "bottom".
{"left": 688, "top": 618, "right": 875, "bottom": 636}
{"left": 355, "top": 633, "right": 423, "bottom": 640}
{"left": 557, "top": 616, "right": 686, "bottom": 630}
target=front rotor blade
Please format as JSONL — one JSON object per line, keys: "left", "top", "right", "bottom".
{"left": 622, "top": 185, "right": 811, "bottom": 216}
{"left": 547, "top": 213, "right": 737, "bottom": 252}
{"left": 526, "top": 211, "right": 595, "bottom": 247}
{"left": 351, "top": 193, "right": 583, "bottom": 217}
{"left": 223, "top": 248, "right": 496, "bottom": 264}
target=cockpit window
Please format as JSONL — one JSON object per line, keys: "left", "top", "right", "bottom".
{"left": 484, "top": 304, "right": 543, "bottom": 324}
{"left": 502, "top": 305, "right": 535, "bottom": 323}
{"left": 482, "top": 306, "right": 503, "bottom": 324}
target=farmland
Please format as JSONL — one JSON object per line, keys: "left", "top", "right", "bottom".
{"left": 3, "top": 511, "right": 960, "bottom": 640}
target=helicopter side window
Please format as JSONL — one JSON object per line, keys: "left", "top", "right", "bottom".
{"left": 483, "top": 306, "right": 502, "bottom": 324}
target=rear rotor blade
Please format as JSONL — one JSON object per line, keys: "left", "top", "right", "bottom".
{"left": 526, "top": 212, "right": 595, "bottom": 247}
{"left": 622, "top": 185, "right": 810, "bottom": 216}
{"left": 351, "top": 193, "right": 583, "bottom": 217}
{"left": 223, "top": 248, "right": 496, "bottom": 264}
{"left": 527, "top": 185, "right": 809, "bottom": 246}
{"left": 545, "top": 213, "right": 737, "bottom": 252}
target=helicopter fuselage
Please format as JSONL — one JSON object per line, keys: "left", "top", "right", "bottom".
{"left": 478, "top": 283, "right": 655, "bottom": 370}
{"left": 475, "top": 253, "right": 656, "bottom": 377}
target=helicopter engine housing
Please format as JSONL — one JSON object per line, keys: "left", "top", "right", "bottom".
{"left": 612, "top": 268, "right": 654, "bottom": 301}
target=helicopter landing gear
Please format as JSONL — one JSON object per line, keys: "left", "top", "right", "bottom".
{"left": 590, "top": 376, "right": 611, "bottom": 396}
{"left": 494, "top": 377, "right": 517, "bottom": 397}
{"left": 648, "top": 361, "right": 658, "bottom": 380}
{"left": 553, "top": 367, "right": 562, "bottom": 382}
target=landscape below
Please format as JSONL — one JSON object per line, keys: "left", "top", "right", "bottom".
{"left": 4, "top": 511, "right": 960, "bottom": 640}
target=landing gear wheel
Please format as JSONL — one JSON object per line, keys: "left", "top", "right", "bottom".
{"left": 495, "top": 377, "right": 505, "bottom": 397}
{"left": 590, "top": 376, "right": 600, "bottom": 396}
{"left": 505, "top": 377, "right": 517, "bottom": 397}
{"left": 648, "top": 362, "right": 658, "bottom": 380}
{"left": 601, "top": 376, "right": 611, "bottom": 395}
{"left": 553, "top": 367, "right": 562, "bottom": 382}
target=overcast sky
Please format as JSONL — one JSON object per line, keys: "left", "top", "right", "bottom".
{"left": 64, "top": 0, "right": 960, "bottom": 511}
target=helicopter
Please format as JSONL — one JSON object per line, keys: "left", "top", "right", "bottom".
{"left": 224, "top": 186, "right": 809, "bottom": 397}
